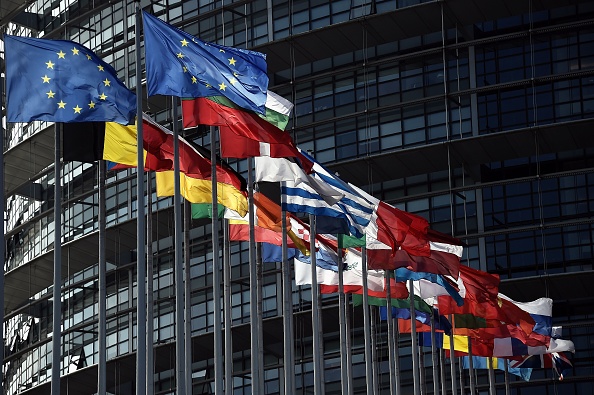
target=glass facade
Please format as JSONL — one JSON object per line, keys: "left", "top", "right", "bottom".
{"left": 1, "top": 0, "right": 594, "bottom": 393}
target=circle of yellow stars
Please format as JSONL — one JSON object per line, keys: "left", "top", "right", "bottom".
{"left": 42, "top": 46, "right": 112, "bottom": 115}
{"left": 176, "top": 37, "right": 241, "bottom": 92}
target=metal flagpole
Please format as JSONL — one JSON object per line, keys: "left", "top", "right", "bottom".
{"left": 248, "top": 157, "right": 260, "bottom": 392}
{"left": 459, "top": 356, "right": 465, "bottom": 395}
{"left": 420, "top": 343, "right": 426, "bottom": 395}
{"left": 468, "top": 338, "right": 476, "bottom": 395}
{"left": 0, "top": 55, "right": 5, "bottom": 385}
{"left": 184, "top": 199, "right": 192, "bottom": 392}
{"left": 98, "top": 160, "right": 107, "bottom": 395}
{"left": 409, "top": 280, "right": 421, "bottom": 395}
{"left": 440, "top": 349, "right": 447, "bottom": 395}
{"left": 503, "top": 358, "right": 510, "bottom": 395}
{"left": 384, "top": 270, "right": 399, "bottom": 394}
{"left": 362, "top": 246, "right": 374, "bottom": 395}
{"left": 487, "top": 357, "right": 496, "bottom": 395}
{"left": 386, "top": 271, "right": 397, "bottom": 394}
{"left": 370, "top": 308, "right": 379, "bottom": 395}
{"left": 430, "top": 310, "right": 439, "bottom": 395}
{"left": 337, "top": 238, "right": 349, "bottom": 395}
{"left": 281, "top": 209, "right": 295, "bottom": 394}
{"left": 147, "top": 173, "right": 154, "bottom": 395}
{"left": 134, "top": 4, "right": 147, "bottom": 394}
{"left": 224, "top": 217, "right": 234, "bottom": 394}
{"left": 256, "top": 239, "right": 265, "bottom": 394}
{"left": 393, "top": 311, "right": 402, "bottom": 395}
{"left": 51, "top": 123, "right": 62, "bottom": 395}
{"left": 344, "top": 292, "right": 354, "bottom": 395}
{"left": 211, "top": 126, "right": 224, "bottom": 393}
{"left": 172, "top": 98, "right": 186, "bottom": 394}
{"left": 449, "top": 314, "right": 457, "bottom": 395}
{"left": 309, "top": 215, "right": 324, "bottom": 394}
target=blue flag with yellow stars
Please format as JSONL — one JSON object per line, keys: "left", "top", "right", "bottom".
{"left": 5, "top": 35, "right": 136, "bottom": 125}
{"left": 142, "top": 11, "right": 268, "bottom": 115}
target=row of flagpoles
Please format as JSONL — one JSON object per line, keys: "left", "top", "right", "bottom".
{"left": 1, "top": 3, "right": 576, "bottom": 395}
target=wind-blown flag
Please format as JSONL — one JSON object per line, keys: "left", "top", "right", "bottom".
{"left": 419, "top": 333, "right": 494, "bottom": 358}
{"left": 509, "top": 352, "right": 572, "bottom": 380}
{"left": 397, "top": 308, "right": 453, "bottom": 335}
{"left": 281, "top": 151, "right": 374, "bottom": 237}
{"left": 396, "top": 268, "right": 463, "bottom": 306}
{"left": 63, "top": 115, "right": 171, "bottom": 168}
{"left": 462, "top": 356, "right": 533, "bottom": 381}
{"left": 294, "top": 247, "right": 385, "bottom": 292}
{"left": 142, "top": 11, "right": 268, "bottom": 114}
{"left": 5, "top": 35, "right": 135, "bottom": 124}
{"left": 181, "top": 92, "right": 305, "bottom": 161}
{"left": 191, "top": 203, "right": 225, "bottom": 219}
{"left": 222, "top": 192, "right": 308, "bottom": 251}
{"left": 348, "top": 182, "right": 433, "bottom": 256}
{"left": 255, "top": 156, "right": 342, "bottom": 205}
{"left": 492, "top": 337, "right": 575, "bottom": 358}
{"left": 156, "top": 171, "right": 248, "bottom": 216}
{"left": 367, "top": 232, "right": 462, "bottom": 279}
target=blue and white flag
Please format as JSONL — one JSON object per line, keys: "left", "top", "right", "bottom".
{"left": 281, "top": 150, "right": 374, "bottom": 237}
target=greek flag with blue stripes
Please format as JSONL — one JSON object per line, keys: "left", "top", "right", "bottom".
{"left": 281, "top": 150, "right": 374, "bottom": 238}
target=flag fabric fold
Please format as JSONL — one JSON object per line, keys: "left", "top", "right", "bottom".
{"left": 142, "top": 11, "right": 268, "bottom": 114}
{"left": 281, "top": 152, "right": 374, "bottom": 238}
{"left": 294, "top": 248, "right": 385, "bottom": 292}
{"left": 5, "top": 35, "right": 136, "bottom": 124}
{"left": 181, "top": 93, "right": 304, "bottom": 161}
{"left": 461, "top": 356, "right": 533, "bottom": 381}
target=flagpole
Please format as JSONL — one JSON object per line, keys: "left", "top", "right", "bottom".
{"left": 393, "top": 311, "right": 402, "bottom": 395}
{"left": 440, "top": 349, "right": 447, "bottom": 395}
{"left": 184, "top": 199, "right": 192, "bottom": 392}
{"left": 248, "top": 157, "right": 260, "bottom": 393}
{"left": 430, "top": 310, "right": 439, "bottom": 395}
{"left": 362, "top": 246, "right": 374, "bottom": 395}
{"left": 487, "top": 357, "right": 496, "bottom": 395}
{"left": 51, "top": 122, "right": 63, "bottom": 395}
{"left": 134, "top": 4, "right": 147, "bottom": 394}
{"left": 503, "top": 358, "right": 511, "bottom": 395}
{"left": 449, "top": 314, "right": 457, "bottom": 395}
{"left": 97, "top": 160, "right": 107, "bottom": 395}
{"left": 459, "top": 355, "right": 465, "bottom": 395}
{"left": 147, "top": 172, "right": 155, "bottom": 395}
{"left": 337, "top": 237, "right": 349, "bottom": 395}
{"left": 256, "top": 239, "right": 265, "bottom": 395}
{"left": 171, "top": 97, "right": 186, "bottom": 394}
{"left": 211, "top": 126, "right": 224, "bottom": 393}
{"left": 281, "top": 209, "right": 296, "bottom": 394}
{"left": 344, "top": 292, "right": 354, "bottom": 395}
{"left": 0, "top": 54, "right": 5, "bottom": 384}
{"left": 309, "top": 214, "right": 324, "bottom": 394}
{"left": 385, "top": 271, "right": 397, "bottom": 394}
{"left": 223, "top": 217, "right": 234, "bottom": 394}
{"left": 420, "top": 342, "right": 426, "bottom": 394}
{"left": 370, "top": 307, "right": 379, "bottom": 395}
{"left": 468, "top": 338, "right": 476, "bottom": 395}
{"left": 409, "top": 280, "right": 421, "bottom": 395}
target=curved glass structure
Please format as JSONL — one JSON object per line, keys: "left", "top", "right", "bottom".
{"left": 1, "top": 0, "right": 594, "bottom": 393}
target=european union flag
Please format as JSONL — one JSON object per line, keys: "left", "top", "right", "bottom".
{"left": 142, "top": 11, "right": 268, "bottom": 114}
{"left": 5, "top": 35, "right": 136, "bottom": 125}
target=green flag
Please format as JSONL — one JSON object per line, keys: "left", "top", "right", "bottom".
{"left": 192, "top": 203, "right": 225, "bottom": 219}
{"left": 338, "top": 234, "right": 366, "bottom": 248}
{"left": 352, "top": 293, "right": 432, "bottom": 314}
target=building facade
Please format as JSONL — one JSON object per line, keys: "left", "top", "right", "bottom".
{"left": 1, "top": 0, "right": 593, "bottom": 394}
